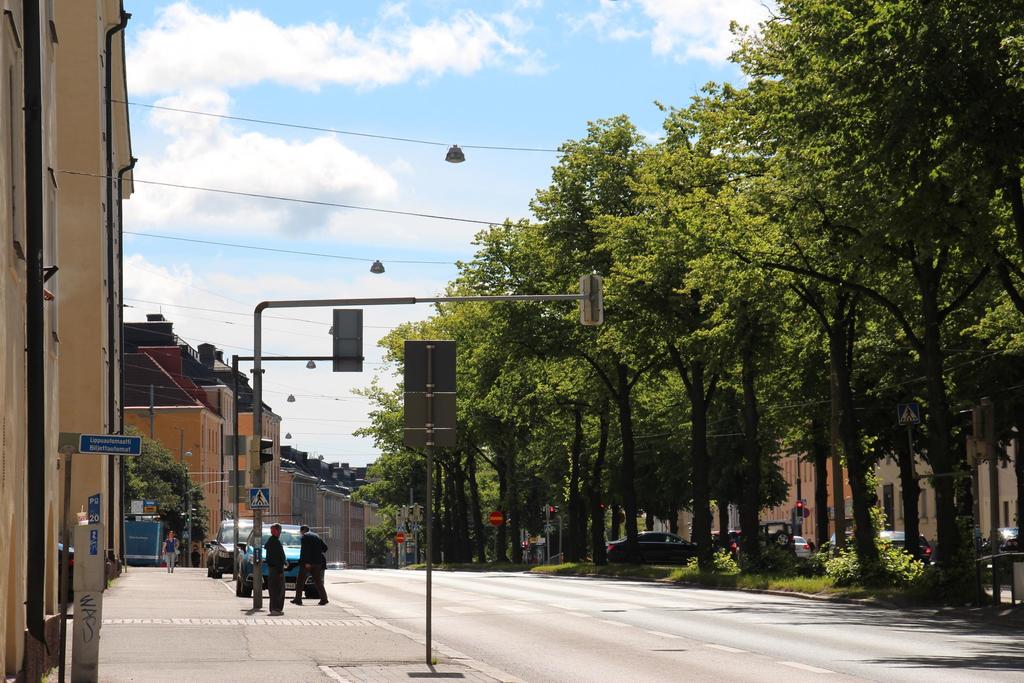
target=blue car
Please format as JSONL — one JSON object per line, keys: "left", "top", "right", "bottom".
{"left": 235, "top": 523, "right": 318, "bottom": 599}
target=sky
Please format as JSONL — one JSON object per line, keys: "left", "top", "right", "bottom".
{"left": 121, "top": 0, "right": 770, "bottom": 467}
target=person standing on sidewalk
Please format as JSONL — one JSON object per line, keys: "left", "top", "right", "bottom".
{"left": 162, "top": 531, "right": 178, "bottom": 573}
{"left": 291, "top": 525, "right": 328, "bottom": 606}
{"left": 265, "top": 523, "right": 286, "bottom": 615}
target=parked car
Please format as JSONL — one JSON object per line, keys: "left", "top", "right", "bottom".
{"left": 877, "top": 530, "right": 933, "bottom": 563}
{"left": 235, "top": 523, "right": 319, "bottom": 598}
{"left": 792, "top": 535, "right": 813, "bottom": 559}
{"left": 207, "top": 519, "right": 253, "bottom": 579}
{"left": 997, "top": 527, "right": 1019, "bottom": 553}
{"left": 607, "top": 531, "right": 697, "bottom": 564}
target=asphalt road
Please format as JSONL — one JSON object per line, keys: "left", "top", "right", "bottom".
{"left": 322, "top": 569, "right": 1022, "bottom": 683}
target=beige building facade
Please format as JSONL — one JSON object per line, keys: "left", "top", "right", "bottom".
{"left": 1, "top": 0, "right": 132, "bottom": 679}
{"left": 55, "top": 0, "right": 133, "bottom": 574}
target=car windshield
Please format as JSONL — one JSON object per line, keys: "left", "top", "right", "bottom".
{"left": 259, "top": 530, "right": 302, "bottom": 547}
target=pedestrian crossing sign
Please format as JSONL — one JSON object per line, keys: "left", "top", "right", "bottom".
{"left": 897, "top": 402, "right": 921, "bottom": 426}
{"left": 248, "top": 487, "right": 271, "bottom": 510}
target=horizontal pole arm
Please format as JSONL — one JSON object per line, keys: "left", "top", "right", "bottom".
{"left": 255, "top": 293, "right": 583, "bottom": 313}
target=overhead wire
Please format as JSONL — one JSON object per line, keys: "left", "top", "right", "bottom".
{"left": 113, "top": 99, "right": 561, "bottom": 153}
{"left": 58, "top": 169, "right": 503, "bottom": 226}
{"left": 124, "top": 231, "right": 457, "bottom": 265}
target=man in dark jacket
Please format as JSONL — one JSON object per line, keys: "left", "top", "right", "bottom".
{"left": 264, "top": 523, "right": 286, "bottom": 615}
{"left": 291, "top": 525, "right": 328, "bottom": 605}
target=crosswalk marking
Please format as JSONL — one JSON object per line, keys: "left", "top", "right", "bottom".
{"left": 644, "top": 630, "right": 681, "bottom": 639}
{"left": 704, "top": 643, "right": 746, "bottom": 653}
{"left": 102, "top": 617, "right": 361, "bottom": 627}
{"left": 777, "top": 661, "right": 834, "bottom": 675}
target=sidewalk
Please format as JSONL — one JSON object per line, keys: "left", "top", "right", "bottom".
{"left": 91, "top": 568, "right": 514, "bottom": 682}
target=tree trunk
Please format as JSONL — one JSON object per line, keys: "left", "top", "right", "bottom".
{"left": 717, "top": 498, "right": 730, "bottom": 550}
{"left": 433, "top": 461, "right": 444, "bottom": 563}
{"left": 669, "top": 513, "right": 679, "bottom": 535}
{"left": 495, "top": 454, "right": 508, "bottom": 563}
{"left": 830, "top": 357, "right": 847, "bottom": 551}
{"left": 829, "top": 308, "right": 878, "bottom": 564}
{"left": 645, "top": 512, "right": 655, "bottom": 531}
{"left": 611, "top": 505, "right": 622, "bottom": 542}
{"left": 507, "top": 445, "right": 522, "bottom": 564}
{"left": 670, "top": 348, "right": 714, "bottom": 570}
{"left": 454, "top": 455, "right": 473, "bottom": 562}
{"left": 918, "top": 263, "right": 959, "bottom": 567}
{"left": 590, "top": 403, "right": 609, "bottom": 565}
{"left": 811, "top": 420, "right": 830, "bottom": 549}
{"left": 897, "top": 429, "right": 922, "bottom": 561}
{"left": 616, "top": 363, "right": 641, "bottom": 563}
{"left": 739, "top": 334, "right": 763, "bottom": 561}
{"left": 466, "top": 449, "right": 486, "bottom": 563}
{"left": 1016, "top": 406, "right": 1024, "bottom": 533}
{"left": 567, "top": 406, "right": 585, "bottom": 562}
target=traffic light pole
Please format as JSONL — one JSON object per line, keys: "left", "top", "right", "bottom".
{"left": 249, "top": 284, "right": 600, "bottom": 622}
{"left": 424, "top": 342, "right": 435, "bottom": 665}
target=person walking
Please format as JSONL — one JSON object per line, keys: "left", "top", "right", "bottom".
{"left": 291, "top": 525, "right": 328, "bottom": 606}
{"left": 162, "top": 531, "right": 178, "bottom": 573}
{"left": 265, "top": 523, "right": 286, "bottom": 615}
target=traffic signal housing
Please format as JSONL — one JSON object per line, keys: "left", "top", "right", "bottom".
{"left": 258, "top": 438, "right": 274, "bottom": 466}
{"left": 579, "top": 273, "right": 604, "bottom": 326}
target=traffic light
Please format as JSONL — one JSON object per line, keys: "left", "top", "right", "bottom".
{"left": 579, "top": 273, "right": 604, "bottom": 326}
{"left": 258, "top": 438, "right": 274, "bottom": 466}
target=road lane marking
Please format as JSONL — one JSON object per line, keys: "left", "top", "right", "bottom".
{"left": 444, "top": 605, "right": 484, "bottom": 614}
{"left": 494, "top": 604, "right": 534, "bottom": 613}
{"left": 598, "top": 619, "right": 633, "bottom": 628}
{"left": 704, "top": 644, "right": 746, "bottom": 653}
{"left": 778, "top": 661, "right": 834, "bottom": 674}
{"left": 644, "top": 630, "right": 681, "bottom": 639}
{"left": 567, "top": 611, "right": 592, "bottom": 619}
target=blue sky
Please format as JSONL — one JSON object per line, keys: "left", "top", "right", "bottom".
{"left": 121, "top": 0, "right": 767, "bottom": 466}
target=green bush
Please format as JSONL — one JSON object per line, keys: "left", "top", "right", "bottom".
{"left": 794, "top": 552, "right": 828, "bottom": 577}
{"left": 738, "top": 544, "right": 796, "bottom": 575}
{"left": 712, "top": 548, "right": 740, "bottom": 574}
{"left": 825, "top": 542, "right": 924, "bottom": 588}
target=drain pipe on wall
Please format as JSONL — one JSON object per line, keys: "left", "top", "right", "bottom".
{"left": 24, "top": 0, "right": 48, "bottom": 648}
{"left": 116, "top": 155, "right": 136, "bottom": 567}
{"left": 104, "top": 5, "right": 130, "bottom": 564}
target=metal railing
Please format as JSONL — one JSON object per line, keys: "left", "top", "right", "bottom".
{"left": 975, "top": 551, "right": 1024, "bottom": 606}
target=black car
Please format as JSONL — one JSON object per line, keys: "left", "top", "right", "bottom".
{"left": 607, "top": 531, "right": 697, "bottom": 564}
{"left": 207, "top": 519, "right": 252, "bottom": 578}
{"left": 878, "top": 530, "right": 934, "bottom": 563}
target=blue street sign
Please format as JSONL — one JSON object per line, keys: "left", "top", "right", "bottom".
{"left": 897, "top": 402, "right": 922, "bottom": 426}
{"left": 79, "top": 434, "right": 142, "bottom": 455}
{"left": 87, "top": 493, "right": 101, "bottom": 524}
{"left": 89, "top": 529, "right": 98, "bottom": 556}
{"left": 248, "top": 487, "right": 271, "bottom": 510}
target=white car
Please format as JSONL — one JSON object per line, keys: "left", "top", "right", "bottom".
{"left": 793, "top": 535, "right": 813, "bottom": 558}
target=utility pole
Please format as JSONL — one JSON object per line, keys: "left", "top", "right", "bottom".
{"left": 149, "top": 384, "right": 155, "bottom": 437}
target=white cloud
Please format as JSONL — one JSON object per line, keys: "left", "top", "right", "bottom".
{"left": 128, "top": 1, "right": 538, "bottom": 95}
{"left": 567, "top": 0, "right": 770, "bottom": 64}
{"left": 637, "top": 0, "right": 770, "bottom": 63}
{"left": 126, "top": 90, "right": 400, "bottom": 236}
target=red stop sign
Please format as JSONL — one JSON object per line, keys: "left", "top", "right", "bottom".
{"left": 488, "top": 510, "right": 504, "bottom": 527}
{"left": 395, "top": 532, "right": 406, "bottom": 544}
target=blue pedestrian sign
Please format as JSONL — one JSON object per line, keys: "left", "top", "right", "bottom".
{"left": 248, "top": 487, "right": 271, "bottom": 510}
{"left": 897, "top": 402, "right": 921, "bottom": 426}
{"left": 87, "top": 493, "right": 101, "bottom": 524}
{"left": 89, "top": 529, "right": 98, "bottom": 556}
{"left": 79, "top": 434, "right": 142, "bottom": 455}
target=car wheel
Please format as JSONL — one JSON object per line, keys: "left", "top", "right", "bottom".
{"left": 213, "top": 568, "right": 223, "bottom": 579}
{"left": 241, "top": 579, "right": 253, "bottom": 598}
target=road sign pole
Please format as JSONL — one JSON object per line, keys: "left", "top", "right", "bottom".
{"left": 253, "top": 314, "right": 264, "bottom": 611}
{"left": 58, "top": 445, "right": 73, "bottom": 683}
{"left": 424, "top": 342, "right": 434, "bottom": 666}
